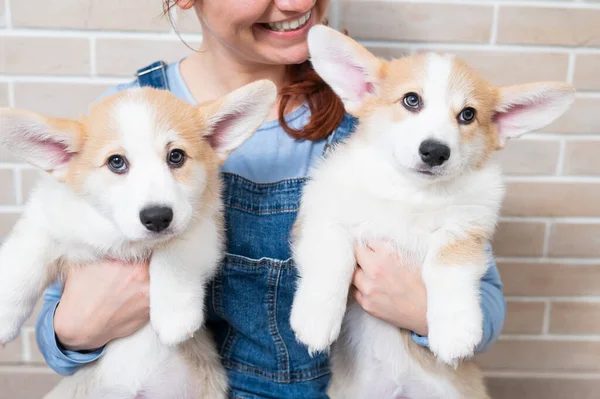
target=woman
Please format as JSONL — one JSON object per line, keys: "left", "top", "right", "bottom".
{"left": 36, "top": 1, "right": 506, "bottom": 397}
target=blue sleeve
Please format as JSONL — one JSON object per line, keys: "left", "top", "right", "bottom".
{"left": 93, "top": 80, "right": 140, "bottom": 104}
{"left": 35, "top": 283, "right": 105, "bottom": 376}
{"left": 411, "top": 242, "right": 506, "bottom": 353}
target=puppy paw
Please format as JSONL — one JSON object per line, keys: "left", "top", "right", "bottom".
{"left": 427, "top": 305, "right": 482, "bottom": 367}
{"left": 151, "top": 304, "right": 204, "bottom": 346}
{"left": 290, "top": 287, "right": 346, "bottom": 355}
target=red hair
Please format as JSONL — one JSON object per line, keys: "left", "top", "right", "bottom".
{"left": 163, "top": 2, "right": 346, "bottom": 141}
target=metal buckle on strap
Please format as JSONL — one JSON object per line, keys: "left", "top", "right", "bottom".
{"left": 135, "top": 64, "right": 164, "bottom": 77}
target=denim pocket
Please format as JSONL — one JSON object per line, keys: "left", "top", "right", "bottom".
{"left": 211, "top": 254, "right": 329, "bottom": 383}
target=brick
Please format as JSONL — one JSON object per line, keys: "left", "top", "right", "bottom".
{"left": 0, "top": 170, "right": 15, "bottom": 205}
{"left": 476, "top": 340, "right": 600, "bottom": 372}
{"left": 497, "top": 7, "right": 600, "bottom": 47}
{"left": 546, "top": 98, "right": 600, "bottom": 134}
{"left": 492, "top": 222, "right": 546, "bottom": 257}
{"left": 0, "top": 336, "right": 22, "bottom": 364}
{"left": 341, "top": 1, "right": 493, "bottom": 43}
{"left": 20, "top": 169, "right": 43, "bottom": 204}
{"left": 563, "top": 140, "right": 600, "bottom": 176}
{"left": 365, "top": 46, "right": 411, "bottom": 60}
{"left": 0, "top": 367, "right": 61, "bottom": 399}
{"left": 574, "top": 54, "right": 600, "bottom": 91}
{"left": 486, "top": 376, "right": 600, "bottom": 399}
{"left": 0, "top": 83, "right": 8, "bottom": 107}
{"left": 0, "top": 213, "right": 19, "bottom": 241}
{"left": 550, "top": 302, "right": 600, "bottom": 334}
{"left": 548, "top": 223, "right": 600, "bottom": 258}
{"left": 499, "top": 261, "right": 600, "bottom": 297}
{"left": 12, "top": 0, "right": 170, "bottom": 31}
{"left": 447, "top": 51, "right": 569, "bottom": 87}
{"left": 24, "top": 299, "right": 44, "bottom": 328}
{"left": 492, "top": 140, "right": 560, "bottom": 176}
{"left": 14, "top": 83, "right": 113, "bottom": 119}
{"left": 0, "top": 37, "right": 89, "bottom": 76}
{"left": 503, "top": 302, "right": 545, "bottom": 334}
{"left": 501, "top": 182, "right": 600, "bottom": 218}
{"left": 96, "top": 38, "right": 199, "bottom": 77}
{"left": 0, "top": 147, "right": 22, "bottom": 164}
{"left": 27, "top": 331, "right": 45, "bottom": 364}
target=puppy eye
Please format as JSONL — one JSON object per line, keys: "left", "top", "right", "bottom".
{"left": 402, "top": 92, "right": 421, "bottom": 111}
{"left": 168, "top": 149, "right": 186, "bottom": 168}
{"left": 107, "top": 155, "right": 128, "bottom": 174}
{"left": 458, "top": 107, "right": 477, "bottom": 124}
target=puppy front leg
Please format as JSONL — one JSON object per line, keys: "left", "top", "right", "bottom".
{"left": 149, "top": 220, "right": 221, "bottom": 346}
{"left": 422, "top": 232, "right": 489, "bottom": 366}
{"left": 0, "top": 217, "right": 57, "bottom": 344}
{"left": 290, "top": 220, "right": 355, "bottom": 355}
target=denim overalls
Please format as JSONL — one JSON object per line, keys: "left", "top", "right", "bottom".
{"left": 137, "top": 62, "right": 357, "bottom": 398}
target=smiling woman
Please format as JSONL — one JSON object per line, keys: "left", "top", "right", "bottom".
{"left": 164, "top": 0, "right": 346, "bottom": 141}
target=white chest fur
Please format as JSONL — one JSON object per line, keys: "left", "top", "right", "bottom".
{"left": 290, "top": 144, "right": 503, "bottom": 399}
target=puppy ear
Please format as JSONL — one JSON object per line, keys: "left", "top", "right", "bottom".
{"left": 200, "top": 80, "right": 278, "bottom": 162}
{"left": 0, "top": 108, "right": 84, "bottom": 179}
{"left": 307, "top": 24, "right": 384, "bottom": 115}
{"left": 494, "top": 82, "right": 575, "bottom": 147}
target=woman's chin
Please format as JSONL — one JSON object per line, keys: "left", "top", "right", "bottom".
{"left": 259, "top": 45, "right": 310, "bottom": 66}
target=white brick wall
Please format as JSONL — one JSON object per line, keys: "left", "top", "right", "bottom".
{"left": 1, "top": 1, "right": 599, "bottom": 398}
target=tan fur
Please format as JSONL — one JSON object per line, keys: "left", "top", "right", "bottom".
{"left": 438, "top": 230, "right": 489, "bottom": 267}
{"left": 344, "top": 50, "right": 509, "bottom": 171}
{"left": 351, "top": 54, "right": 429, "bottom": 120}
{"left": 61, "top": 89, "right": 223, "bottom": 193}
{"left": 401, "top": 330, "right": 490, "bottom": 399}
{"left": 178, "top": 330, "right": 228, "bottom": 399}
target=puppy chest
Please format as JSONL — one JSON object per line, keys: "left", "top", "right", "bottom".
{"left": 345, "top": 204, "right": 449, "bottom": 252}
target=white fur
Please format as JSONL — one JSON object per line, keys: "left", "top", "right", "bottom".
{"left": 290, "top": 25, "right": 575, "bottom": 398}
{"left": 0, "top": 80, "right": 277, "bottom": 399}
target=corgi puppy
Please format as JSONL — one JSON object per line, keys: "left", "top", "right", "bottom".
{"left": 0, "top": 80, "right": 277, "bottom": 399}
{"left": 289, "top": 25, "right": 575, "bottom": 399}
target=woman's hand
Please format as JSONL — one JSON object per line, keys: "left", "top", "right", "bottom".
{"left": 352, "top": 242, "right": 429, "bottom": 336}
{"left": 54, "top": 259, "right": 150, "bottom": 352}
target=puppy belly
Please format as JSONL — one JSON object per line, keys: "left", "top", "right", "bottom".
{"left": 333, "top": 305, "right": 458, "bottom": 399}
{"left": 92, "top": 325, "right": 197, "bottom": 399}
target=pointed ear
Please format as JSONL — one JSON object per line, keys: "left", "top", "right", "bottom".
{"left": 494, "top": 82, "right": 575, "bottom": 147}
{"left": 307, "top": 24, "right": 385, "bottom": 115}
{"left": 200, "top": 80, "right": 277, "bottom": 162}
{"left": 0, "top": 108, "right": 84, "bottom": 179}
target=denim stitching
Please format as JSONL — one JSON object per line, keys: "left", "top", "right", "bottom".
{"left": 211, "top": 269, "right": 235, "bottom": 359}
{"left": 220, "top": 322, "right": 236, "bottom": 361}
{"left": 267, "top": 266, "right": 290, "bottom": 379}
{"left": 224, "top": 254, "right": 295, "bottom": 270}
{"left": 212, "top": 269, "right": 225, "bottom": 317}
{"left": 221, "top": 172, "right": 307, "bottom": 188}
{"left": 223, "top": 359, "right": 330, "bottom": 383}
{"left": 226, "top": 203, "right": 299, "bottom": 215}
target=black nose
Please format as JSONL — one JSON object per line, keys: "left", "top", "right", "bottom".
{"left": 139, "top": 206, "right": 173, "bottom": 233}
{"left": 419, "top": 140, "right": 451, "bottom": 167}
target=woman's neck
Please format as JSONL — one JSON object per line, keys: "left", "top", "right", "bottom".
{"left": 179, "top": 39, "right": 294, "bottom": 119}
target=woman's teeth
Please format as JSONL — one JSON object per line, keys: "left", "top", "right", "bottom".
{"left": 265, "top": 10, "right": 311, "bottom": 32}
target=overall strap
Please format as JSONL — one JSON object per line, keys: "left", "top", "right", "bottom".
{"left": 135, "top": 61, "right": 170, "bottom": 90}
{"left": 323, "top": 113, "right": 359, "bottom": 156}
